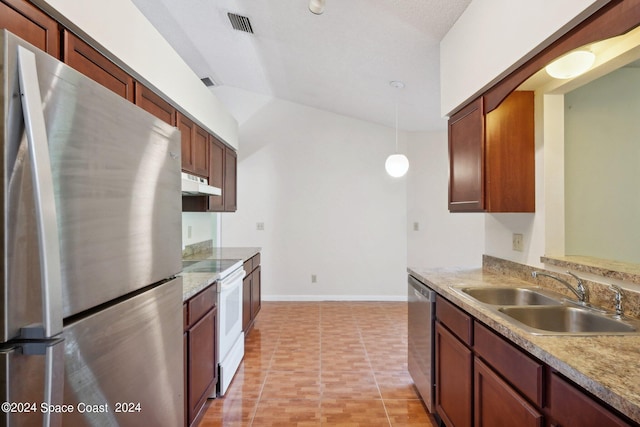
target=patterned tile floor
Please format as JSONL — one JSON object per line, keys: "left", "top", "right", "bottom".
{"left": 199, "top": 301, "right": 437, "bottom": 426}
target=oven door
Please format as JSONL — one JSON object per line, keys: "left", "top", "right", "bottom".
{"left": 216, "top": 266, "right": 246, "bottom": 396}
{"left": 217, "top": 267, "right": 245, "bottom": 360}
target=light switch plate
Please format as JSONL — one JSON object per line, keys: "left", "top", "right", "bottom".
{"left": 513, "top": 233, "right": 524, "bottom": 252}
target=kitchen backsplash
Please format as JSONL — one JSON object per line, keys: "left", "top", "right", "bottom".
{"left": 182, "top": 239, "right": 213, "bottom": 258}
{"left": 483, "top": 255, "right": 640, "bottom": 320}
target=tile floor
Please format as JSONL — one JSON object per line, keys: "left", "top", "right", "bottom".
{"left": 199, "top": 301, "right": 437, "bottom": 426}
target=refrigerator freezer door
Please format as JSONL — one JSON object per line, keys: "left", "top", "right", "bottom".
{"left": 62, "top": 277, "right": 183, "bottom": 426}
{"left": 2, "top": 32, "right": 182, "bottom": 340}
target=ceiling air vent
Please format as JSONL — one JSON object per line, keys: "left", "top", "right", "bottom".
{"left": 201, "top": 77, "right": 217, "bottom": 87}
{"left": 228, "top": 13, "right": 254, "bottom": 34}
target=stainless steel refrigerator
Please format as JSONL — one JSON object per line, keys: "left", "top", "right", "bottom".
{"left": 0, "top": 30, "right": 184, "bottom": 426}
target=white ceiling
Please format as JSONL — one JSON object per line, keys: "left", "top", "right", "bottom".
{"left": 131, "top": 0, "right": 471, "bottom": 132}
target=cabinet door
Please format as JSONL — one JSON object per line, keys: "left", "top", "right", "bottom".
{"left": 547, "top": 372, "right": 632, "bottom": 427}
{"left": 187, "top": 307, "right": 217, "bottom": 425}
{"left": 435, "top": 322, "right": 472, "bottom": 427}
{"left": 484, "top": 91, "right": 534, "bottom": 212}
{"left": 208, "top": 136, "right": 226, "bottom": 211}
{"left": 224, "top": 148, "right": 237, "bottom": 212}
{"left": 474, "top": 358, "right": 543, "bottom": 427}
{"left": 134, "top": 82, "right": 176, "bottom": 126}
{"left": 448, "top": 97, "right": 484, "bottom": 212}
{"left": 193, "top": 126, "right": 209, "bottom": 177}
{"left": 251, "top": 266, "right": 261, "bottom": 319}
{"left": 63, "top": 30, "right": 134, "bottom": 101}
{"left": 242, "top": 275, "right": 252, "bottom": 332}
{"left": 0, "top": 0, "right": 60, "bottom": 57}
{"left": 178, "top": 113, "right": 209, "bottom": 177}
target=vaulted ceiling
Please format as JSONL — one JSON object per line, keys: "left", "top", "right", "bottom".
{"left": 132, "top": 0, "right": 471, "bottom": 131}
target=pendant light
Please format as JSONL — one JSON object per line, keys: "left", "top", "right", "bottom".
{"left": 385, "top": 81, "right": 409, "bottom": 178}
{"left": 309, "top": 0, "right": 326, "bottom": 15}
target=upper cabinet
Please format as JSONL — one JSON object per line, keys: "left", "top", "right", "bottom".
{"left": 205, "top": 135, "right": 237, "bottom": 213}
{"left": 177, "top": 112, "right": 209, "bottom": 177}
{"left": 0, "top": 0, "right": 60, "bottom": 57}
{"left": 223, "top": 148, "right": 237, "bottom": 212}
{"left": 448, "top": 91, "right": 534, "bottom": 213}
{"left": 62, "top": 30, "right": 134, "bottom": 102}
{"left": 134, "top": 82, "right": 176, "bottom": 126}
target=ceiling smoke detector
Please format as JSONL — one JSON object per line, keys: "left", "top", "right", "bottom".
{"left": 227, "top": 13, "right": 254, "bottom": 34}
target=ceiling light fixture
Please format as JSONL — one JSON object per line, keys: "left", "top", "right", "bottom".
{"left": 545, "top": 50, "right": 596, "bottom": 79}
{"left": 309, "top": 0, "right": 326, "bottom": 15}
{"left": 385, "top": 81, "right": 409, "bottom": 178}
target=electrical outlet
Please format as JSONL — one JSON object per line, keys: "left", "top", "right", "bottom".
{"left": 413, "top": 222, "right": 420, "bottom": 231}
{"left": 512, "top": 233, "right": 524, "bottom": 252}
{"left": 187, "top": 225, "right": 192, "bottom": 239}
{"left": 256, "top": 222, "right": 265, "bottom": 231}
{"left": 311, "top": 274, "right": 317, "bottom": 283}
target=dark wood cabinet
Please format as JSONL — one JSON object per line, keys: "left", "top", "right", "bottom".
{"left": 433, "top": 292, "right": 640, "bottom": 427}
{"left": 448, "top": 97, "right": 484, "bottom": 212}
{"left": 178, "top": 113, "right": 209, "bottom": 177}
{"left": 435, "top": 321, "right": 473, "bottom": 427}
{"left": 134, "top": 82, "right": 176, "bottom": 126}
{"left": 448, "top": 91, "right": 534, "bottom": 213}
{"left": 62, "top": 30, "right": 134, "bottom": 102}
{"left": 223, "top": 148, "right": 237, "bottom": 212}
{"left": 546, "top": 372, "right": 632, "bottom": 427}
{"left": 182, "top": 134, "right": 238, "bottom": 213}
{"left": 0, "top": 0, "right": 60, "bottom": 57}
{"left": 475, "top": 358, "right": 543, "bottom": 427}
{"left": 184, "top": 284, "right": 218, "bottom": 427}
{"left": 207, "top": 136, "right": 226, "bottom": 211}
{"left": 242, "top": 253, "right": 261, "bottom": 335}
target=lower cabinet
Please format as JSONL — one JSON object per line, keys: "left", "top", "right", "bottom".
{"left": 184, "top": 284, "right": 218, "bottom": 427}
{"left": 435, "top": 322, "right": 472, "bottom": 427}
{"left": 242, "top": 253, "right": 261, "bottom": 334}
{"left": 434, "top": 294, "right": 637, "bottom": 427}
{"left": 547, "top": 372, "right": 632, "bottom": 427}
{"left": 474, "top": 358, "right": 543, "bottom": 427}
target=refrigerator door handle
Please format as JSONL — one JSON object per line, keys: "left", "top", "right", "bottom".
{"left": 21, "top": 339, "right": 65, "bottom": 427}
{"left": 17, "top": 46, "right": 64, "bottom": 338}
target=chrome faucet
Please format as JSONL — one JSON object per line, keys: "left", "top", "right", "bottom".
{"left": 609, "top": 285, "right": 625, "bottom": 318}
{"left": 531, "top": 271, "right": 589, "bottom": 304}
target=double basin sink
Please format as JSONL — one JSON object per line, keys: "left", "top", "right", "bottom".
{"left": 452, "top": 286, "right": 640, "bottom": 336}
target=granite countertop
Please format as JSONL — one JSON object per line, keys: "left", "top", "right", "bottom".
{"left": 408, "top": 266, "right": 640, "bottom": 424}
{"left": 181, "top": 247, "right": 261, "bottom": 301}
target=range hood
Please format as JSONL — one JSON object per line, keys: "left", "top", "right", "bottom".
{"left": 181, "top": 172, "right": 221, "bottom": 196}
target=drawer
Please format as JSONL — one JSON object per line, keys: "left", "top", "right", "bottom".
{"left": 187, "top": 284, "right": 217, "bottom": 326}
{"left": 436, "top": 295, "right": 473, "bottom": 345}
{"left": 243, "top": 259, "right": 253, "bottom": 276}
{"left": 474, "top": 322, "right": 543, "bottom": 406}
{"left": 252, "top": 252, "right": 261, "bottom": 268}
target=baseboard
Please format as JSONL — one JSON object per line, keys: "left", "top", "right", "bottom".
{"left": 262, "top": 295, "right": 408, "bottom": 302}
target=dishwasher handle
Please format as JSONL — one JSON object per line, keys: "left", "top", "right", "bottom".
{"left": 409, "top": 275, "right": 436, "bottom": 302}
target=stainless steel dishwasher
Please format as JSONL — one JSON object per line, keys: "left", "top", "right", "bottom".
{"left": 408, "top": 274, "right": 436, "bottom": 412}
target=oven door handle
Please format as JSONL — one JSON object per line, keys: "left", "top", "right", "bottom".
{"left": 219, "top": 268, "right": 246, "bottom": 287}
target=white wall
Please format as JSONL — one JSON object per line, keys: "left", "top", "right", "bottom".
{"left": 406, "top": 131, "right": 484, "bottom": 268}
{"left": 182, "top": 213, "right": 218, "bottom": 250}
{"left": 216, "top": 87, "right": 408, "bottom": 300}
{"left": 34, "top": 0, "right": 239, "bottom": 149}
{"left": 440, "top": 0, "right": 608, "bottom": 116}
